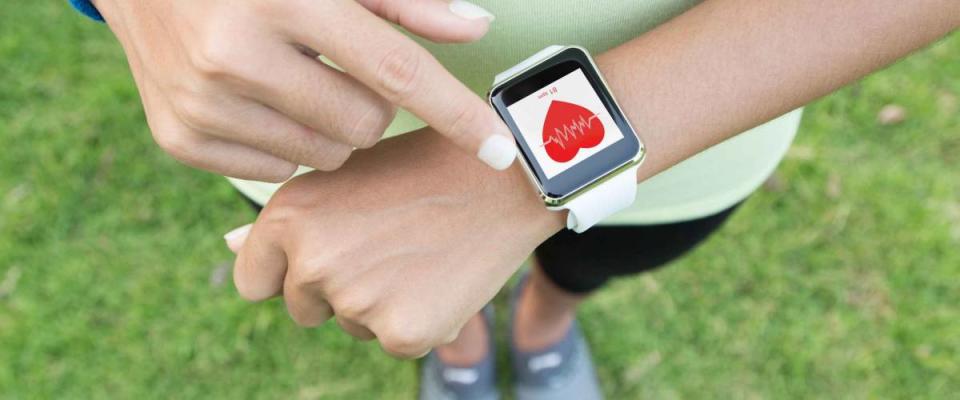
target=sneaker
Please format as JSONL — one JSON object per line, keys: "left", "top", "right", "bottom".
{"left": 509, "top": 275, "right": 603, "bottom": 400}
{"left": 419, "top": 305, "right": 499, "bottom": 400}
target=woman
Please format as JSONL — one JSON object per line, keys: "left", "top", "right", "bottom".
{"left": 72, "top": 0, "right": 959, "bottom": 398}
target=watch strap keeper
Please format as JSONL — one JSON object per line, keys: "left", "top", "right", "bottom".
{"left": 557, "top": 165, "right": 639, "bottom": 233}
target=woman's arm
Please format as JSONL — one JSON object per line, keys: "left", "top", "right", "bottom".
{"left": 601, "top": 0, "right": 959, "bottom": 182}
{"left": 229, "top": 0, "right": 959, "bottom": 357}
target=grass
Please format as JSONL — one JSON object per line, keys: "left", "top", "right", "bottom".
{"left": 1, "top": 3, "right": 958, "bottom": 399}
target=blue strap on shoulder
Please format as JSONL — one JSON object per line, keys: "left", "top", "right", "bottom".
{"left": 68, "top": 0, "right": 105, "bottom": 22}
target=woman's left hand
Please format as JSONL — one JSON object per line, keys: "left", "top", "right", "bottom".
{"left": 228, "top": 128, "right": 563, "bottom": 358}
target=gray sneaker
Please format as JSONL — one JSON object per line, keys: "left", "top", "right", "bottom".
{"left": 419, "top": 305, "right": 499, "bottom": 400}
{"left": 509, "top": 276, "right": 603, "bottom": 400}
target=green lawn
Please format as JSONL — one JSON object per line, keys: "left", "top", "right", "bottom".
{"left": 2, "top": 3, "right": 958, "bottom": 399}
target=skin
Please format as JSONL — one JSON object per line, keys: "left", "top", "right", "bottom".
{"left": 227, "top": 0, "right": 960, "bottom": 360}
{"left": 91, "top": 0, "right": 514, "bottom": 182}
{"left": 234, "top": 130, "right": 561, "bottom": 357}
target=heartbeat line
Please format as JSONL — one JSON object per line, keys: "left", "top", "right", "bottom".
{"left": 541, "top": 113, "right": 600, "bottom": 149}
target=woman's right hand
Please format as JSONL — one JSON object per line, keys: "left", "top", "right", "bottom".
{"left": 94, "top": 0, "right": 517, "bottom": 182}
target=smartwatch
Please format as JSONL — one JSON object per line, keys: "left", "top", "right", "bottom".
{"left": 488, "top": 46, "right": 645, "bottom": 233}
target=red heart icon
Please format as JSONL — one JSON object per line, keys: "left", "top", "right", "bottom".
{"left": 542, "top": 101, "right": 605, "bottom": 163}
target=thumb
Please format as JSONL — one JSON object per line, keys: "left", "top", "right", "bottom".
{"left": 357, "top": 0, "right": 495, "bottom": 43}
{"left": 223, "top": 224, "right": 252, "bottom": 253}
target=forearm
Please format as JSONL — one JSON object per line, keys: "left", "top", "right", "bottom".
{"left": 347, "top": 0, "right": 959, "bottom": 240}
{"left": 595, "top": 0, "right": 959, "bottom": 182}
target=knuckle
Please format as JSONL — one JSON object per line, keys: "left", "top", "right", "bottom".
{"left": 370, "top": 0, "right": 403, "bottom": 23}
{"left": 152, "top": 128, "right": 198, "bottom": 162}
{"left": 313, "top": 146, "right": 352, "bottom": 172}
{"left": 333, "top": 293, "right": 376, "bottom": 321}
{"left": 374, "top": 46, "right": 423, "bottom": 103}
{"left": 170, "top": 93, "right": 219, "bottom": 132}
{"left": 345, "top": 104, "right": 394, "bottom": 149}
{"left": 378, "top": 316, "right": 434, "bottom": 359}
{"left": 259, "top": 163, "right": 298, "bottom": 183}
{"left": 191, "top": 32, "right": 243, "bottom": 80}
{"left": 380, "top": 335, "right": 429, "bottom": 359}
{"left": 337, "top": 317, "right": 375, "bottom": 341}
{"left": 441, "top": 329, "right": 460, "bottom": 345}
{"left": 291, "top": 276, "right": 321, "bottom": 299}
{"left": 289, "top": 257, "right": 330, "bottom": 289}
{"left": 445, "top": 102, "right": 485, "bottom": 141}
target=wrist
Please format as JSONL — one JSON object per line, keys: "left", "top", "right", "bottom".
{"left": 496, "top": 163, "right": 567, "bottom": 239}
{"left": 442, "top": 132, "right": 567, "bottom": 241}
{"left": 396, "top": 129, "right": 565, "bottom": 243}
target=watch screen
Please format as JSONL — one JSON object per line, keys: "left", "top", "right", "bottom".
{"left": 489, "top": 47, "right": 642, "bottom": 201}
{"left": 505, "top": 69, "right": 625, "bottom": 179}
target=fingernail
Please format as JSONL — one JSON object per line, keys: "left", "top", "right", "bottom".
{"left": 223, "top": 224, "right": 252, "bottom": 253}
{"left": 449, "top": 0, "right": 495, "bottom": 21}
{"left": 477, "top": 135, "right": 517, "bottom": 170}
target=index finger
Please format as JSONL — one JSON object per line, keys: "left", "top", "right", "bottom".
{"left": 284, "top": 1, "right": 517, "bottom": 170}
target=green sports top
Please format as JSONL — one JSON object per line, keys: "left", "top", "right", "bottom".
{"left": 230, "top": 0, "right": 802, "bottom": 225}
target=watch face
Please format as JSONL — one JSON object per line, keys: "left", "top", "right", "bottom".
{"left": 489, "top": 47, "right": 642, "bottom": 201}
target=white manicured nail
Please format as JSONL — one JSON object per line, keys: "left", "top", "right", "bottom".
{"left": 223, "top": 224, "right": 252, "bottom": 252}
{"left": 477, "top": 135, "right": 517, "bottom": 170}
{"left": 449, "top": 0, "right": 495, "bottom": 21}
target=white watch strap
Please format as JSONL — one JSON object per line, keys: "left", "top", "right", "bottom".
{"left": 559, "top": 165, "right": 639, "bottom": 233}
{"left": 493, "top": 45, "right": 565, "bottom": 85}
{"left": 493, "top": 46, "right": 639, "bottom": 233}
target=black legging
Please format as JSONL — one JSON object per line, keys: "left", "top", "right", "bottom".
{"left": 534, "top": 202, "right": 742, "bottom": 294}
{"left": 241, "top": 194, "right": 741, "bottom": 295}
